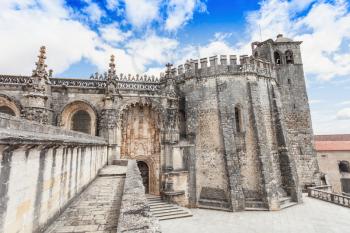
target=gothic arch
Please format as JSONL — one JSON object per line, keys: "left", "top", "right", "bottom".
{"left": 59, "top": 100, "right": 98, "bottom": 135}
{"left": 117, "top": 98, "right": 165, "bottom": 129}
{"left": 0, "top": 94, "right": 22, "bottom": 117}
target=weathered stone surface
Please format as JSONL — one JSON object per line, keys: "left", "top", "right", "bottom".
{"left": 117, "top": 160, "right": 161, "bottom": 233}
{"left": 0, "top": 35, "right": 319, "bottom": 214}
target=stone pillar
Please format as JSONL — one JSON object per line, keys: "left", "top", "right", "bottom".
{"left": 100, "top": 96, "right": 118, "bottom": 164}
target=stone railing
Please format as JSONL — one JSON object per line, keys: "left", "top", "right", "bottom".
{"left": 117, "top": 160, "right": 161, "bottom": 233}
{"left": 308, "top": 186, "right": 350, "bottom": 208}
{"left": 0, "top": 113, "right": 108, "bottom": 233}
{"left": 50, "top": 78, "right": 107, "bottom": 88}
{"left": 0, "top": 74, "right": 31, "bottom": 85}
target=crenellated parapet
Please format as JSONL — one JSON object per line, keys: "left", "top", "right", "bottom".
{"left": 167, "top": 55, "right": 276, "bottom": 81}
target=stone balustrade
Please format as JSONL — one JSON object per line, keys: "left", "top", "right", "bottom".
{"left": 308, "top": 186, "right": 350, "bottom": 208}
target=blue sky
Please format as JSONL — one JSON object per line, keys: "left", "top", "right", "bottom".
{"left": 0, "top": 0, "right": 350, "bottom": 134}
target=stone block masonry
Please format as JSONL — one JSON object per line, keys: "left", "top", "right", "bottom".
{"left": 0, "top": 113, "right": 108, "bottom": 233}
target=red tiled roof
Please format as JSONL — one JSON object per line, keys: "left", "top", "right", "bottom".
{"left": 314, "top": 134, "right": 350, "bottom": 151}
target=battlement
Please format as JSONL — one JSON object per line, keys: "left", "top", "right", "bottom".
{"left": 168, "top": 55, "right": 276, "bottom": 80}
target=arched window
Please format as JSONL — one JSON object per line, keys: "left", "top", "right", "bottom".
{"left": 0, "top": 106, "right": 16, "bottom": 116}
{"left": 274, "top": 51, "right": 282, "bottom": 65}
{"left": 285, "top": 50, "right": 294, "bottom": 64}
{"left": 254, "top": 51, "right": 259, "bottom": 58}
{"left": 71, "top": 110, "right": 91, "bottom": 134}
{"left": 234, "top": 106, "right": 242, "bottom": 133}
{"left": 339, "top": 161, "right": 350, "bottom": 173}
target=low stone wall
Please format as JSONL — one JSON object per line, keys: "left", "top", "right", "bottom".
{"left": 0, "top": 113, "right": 108, "bottom": 233}
{"left": 117, "top": 160, "right": 161, "bottom": 233}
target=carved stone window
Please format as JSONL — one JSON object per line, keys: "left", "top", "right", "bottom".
{"left": 0, "top": 106, "right": 16, "bottom": 116}
{"left": 285, "top": 50, "right": 294, "bottom": 64}
{"left": 71, "top": 110, "right": 91, "bottom": 134}
{"left": 339, "top": 161, "right": 350, "bottom": 173}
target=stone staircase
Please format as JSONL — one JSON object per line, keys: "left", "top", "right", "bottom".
{"left": 146, "top": 195, "right": 193, "bottom": 221}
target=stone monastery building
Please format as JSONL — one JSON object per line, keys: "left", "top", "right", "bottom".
{"left": 0, "top": 34, "right": 320, "bottom": 212}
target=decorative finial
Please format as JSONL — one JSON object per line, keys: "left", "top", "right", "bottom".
{"left": 165, "top": 63, "right": 173, "bottom": 76}
{"left": 108, "top": 54, "right": 116, "bottom": 78}
{"left": 32, "top": 46, "right": 48, "bottom": 78}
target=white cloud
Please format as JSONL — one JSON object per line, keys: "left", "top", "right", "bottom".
{"left": 99, "top": 23, "right": 131, "bottom": 44}
{"left": 127, "top": 34, "right": 179, "bottom": 72}
{"left": 123, "top": 0, "right": 160, "bottom": 28}
{"left": 83, "top": 2, "right": 105, "bottom": 23}
{"left": 337, "top": 108, "right": 350, "bottom": 120}
{"left": 165, "top": 0, "right": 198, "bottom": 31}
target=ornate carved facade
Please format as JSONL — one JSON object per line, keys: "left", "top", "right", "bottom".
{"left": 0, "top": 35, "right": 320, "bottom": 211}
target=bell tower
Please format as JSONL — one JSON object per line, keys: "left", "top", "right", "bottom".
{"left": 252, "top": 34, "right": 320, "bottom": 188}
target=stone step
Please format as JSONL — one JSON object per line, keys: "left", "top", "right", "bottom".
{"left": 150, "top": 204, "right": 177, "bottom": 210}
{"left": 149, "top": 203, "right": 173, "bottom": 208}
{"left": 280, "top": 201, "right": 297, "bottom": 209}
{"left": 152, "top": 210, "right": 191, "bottom": 217}
{"left": 146, "top": 195, "right": 193, "bottom": 221}
{"left": 151, "top": 208, "right": 185, "bottom": 214}
{"left": 279, "top": 196, "right": 292, "bottom": 206}
{"left": 158, "top": 213, "right": 193, "bottom": 221}
{"left": 197, "top": 204, "right": 232, "bottom": 212}
{"left": 198, "top": 198, "right": 231, "bottom": 211}
{"left": 245, "top": 200, "right": 267, "bottom": 209}
{"left": 245, "top": 207, "right": 269, "bottom": 211}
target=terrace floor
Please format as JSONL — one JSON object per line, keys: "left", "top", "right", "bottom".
{"left": 161, "top": 195, "right": 350, "bottom": 233}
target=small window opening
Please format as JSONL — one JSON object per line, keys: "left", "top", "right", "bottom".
{"left": 71, "top": 110, "right": 91, "bottom": 134}
{"left": 339, "top": 161, "right": 350, "bottom": 173}
{"left": 234, "top": 106, "right": 242, "bottom": 133}
{"left": 274, "top": 51, "right": 282, "bottom": 65}
{"left": 287, "top": 79, "right": 291, "bottom": 85}
{"left": 285, "top": 50, "right": 294, "bottom": 64}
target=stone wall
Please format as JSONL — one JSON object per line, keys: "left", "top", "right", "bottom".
{"left": 0, "top": 113, "right": 108, "bottom": 233}
{"left": 117, "top": 160, "right": 161, "bottom": 233}
{"left": 317, "top": 151, "right": 350, "bottom": 193}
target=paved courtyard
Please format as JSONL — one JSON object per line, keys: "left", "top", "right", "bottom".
{"left": 45, "top": 166, "right": 125, "bottom": 233}
{"left": 161, "top": 195, "right": 350, "bottom": 233}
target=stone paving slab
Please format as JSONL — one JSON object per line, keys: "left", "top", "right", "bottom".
{"left": 160, "top": 195, "right": 350, "bottom": 233}
{"left": 99, "top": 165, "right": 127, "bottom": 176}
{"left": 45, "top": 173, "right": 125, "bottom": 233}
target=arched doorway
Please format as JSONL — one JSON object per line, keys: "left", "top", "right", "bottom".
{"left": 120, "top": 103, "right": 161, "bottom": 195}
{"left": 137, "top": 161, "right": 149, "bottom": 193}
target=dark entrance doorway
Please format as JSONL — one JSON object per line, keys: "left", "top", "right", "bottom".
{"left": 137, "top": 161, "right": 149, "bottom": 193}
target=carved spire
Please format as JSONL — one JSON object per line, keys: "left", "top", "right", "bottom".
{"left": 108, "top": 54, "right": 116, "bottom": 78}
{"left": 32, "top": 46, "right": 48, "bottom": 78}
